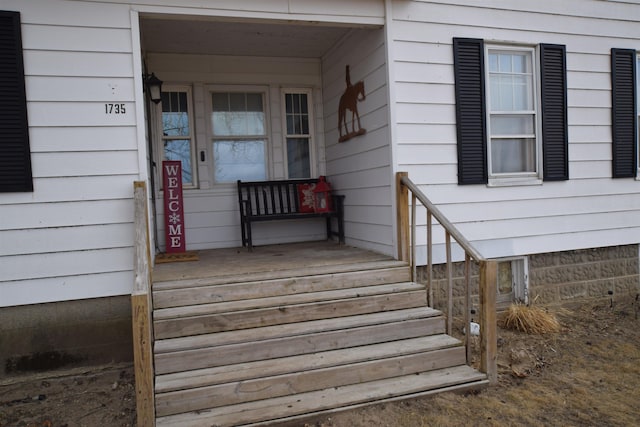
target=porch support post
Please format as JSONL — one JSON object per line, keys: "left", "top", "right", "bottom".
{"left": 396, "top": 172, "right": 410, "bottom": 263}
{"left": 132, "top": 181, "right": 155, "bottom": 426}
{"left": 479, "top": 260, "right": 498, "bottom": 384}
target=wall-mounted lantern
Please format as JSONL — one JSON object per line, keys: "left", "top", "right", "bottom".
{"left": 144, "top": 72, "right": 163, "bottom": 104}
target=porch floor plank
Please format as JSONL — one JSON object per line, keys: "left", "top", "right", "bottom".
{"left": 152, "top": 241, "right": 399, "bottom": 284}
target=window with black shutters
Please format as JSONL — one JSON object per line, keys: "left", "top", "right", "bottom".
{"left": 453, "top": 38, "right": 568, "bottom": 185}
{"left": 610, "top": 48, "right": 637, "bottom": 178}
{"left": 0, "top": 11, "right": 32, "bottom": 193}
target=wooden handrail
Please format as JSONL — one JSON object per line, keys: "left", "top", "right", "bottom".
{"left": 396, "top": 172, "right": 497, "bottom": 384}
{"left": 399, "top": 174, "right": 484, "bottom": 262}
{"left": 132, "top": 181, "right": 155, "bottom": 425}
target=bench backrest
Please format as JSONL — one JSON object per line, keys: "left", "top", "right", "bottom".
{"left": 237, "top": 178, "right": 324, "bottom": 216}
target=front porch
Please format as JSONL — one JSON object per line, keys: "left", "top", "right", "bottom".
{"left": 148, "top": 241, "right": 487, "bottom": 426}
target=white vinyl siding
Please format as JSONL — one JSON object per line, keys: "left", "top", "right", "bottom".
{"left": 1, "top": 0, "right": 384, "bottom": 307}
{"left": 321, "top": 27, "right": 393, "bottom": 256}
{"left": 390, "top": 0, "right": 640, "bottom": 263}
{"left": 0, "top": 2, "right": 137, "bottom": 307}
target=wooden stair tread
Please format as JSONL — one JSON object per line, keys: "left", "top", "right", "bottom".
{"left": 155, "top": 306, "right": 441, "bottom": 354}
{"left": 154, "top": 282, "right": 424, "bottom": 320}
{"left": 156, "top": 334, "right": 461, "bottom": 393}
{"left": 155, "top": 365, "right": 488, "bottom": 427}
{"left": 153, "top": 266, "right": 411, "bottom": 309}
{"left": 154, "top": 290, "right": 427, "bottom": 339}
{"left": 154, "top": 316, "right": 445, "bottom": 375}
{"left": 152, "top": 259, "right": 409, "bottom": 291}
{"left": 155, "top": 345, "right": 466, "bottom": 416}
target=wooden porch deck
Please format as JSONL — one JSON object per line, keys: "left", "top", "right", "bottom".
{"left": 152, "top": 241, "right": 394, "bottom": 283}
{"left": 149, "top": 241, "right": 488, "bottom": 426}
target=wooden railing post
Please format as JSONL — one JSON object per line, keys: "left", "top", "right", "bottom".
{"left": 479, "top": 260, "right": 498, "bottom": 384}
{"left": 396, "top": 172, "right": 410, "bottom": 263}
{"left": 132, "top": 181, "right": 155, "bottom": 426}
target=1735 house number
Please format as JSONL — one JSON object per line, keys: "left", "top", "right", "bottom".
{"left": 105, "top": 103, "right": 126, "bottom": 114}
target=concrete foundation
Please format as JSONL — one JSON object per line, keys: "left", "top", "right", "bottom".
{"left": 417, "top": 244, "right": 640, "bottom": 316}
{"left": 0, "top": 295, "right": 133, "bottom": 378}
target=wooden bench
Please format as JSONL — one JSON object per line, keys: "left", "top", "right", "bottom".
{"left": 237, "top": 178, "right": 345, "bottom": 250}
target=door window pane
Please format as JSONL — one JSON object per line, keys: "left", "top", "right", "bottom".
{"left": 164, "top": 139, "right": 193, "bottom": 183}
{"left": 161, "top": 90, "right": 194, "bottom": 185}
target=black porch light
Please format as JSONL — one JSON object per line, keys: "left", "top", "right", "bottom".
{"left": 145, "top": 72, "right": 163, "bottom": 104}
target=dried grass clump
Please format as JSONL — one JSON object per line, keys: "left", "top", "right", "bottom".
{"left": 500, "top": 304, "right": 561, "bottom": 334}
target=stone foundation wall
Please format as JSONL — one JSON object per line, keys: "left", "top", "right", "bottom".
{"left": 528, "top": 245, "right": 639, "bottom": 304}
{"left": 416, "top": 244, "right": 640, "bottom": 315}
{"left": 0, "top": 296, "right": 133, "bottom": 378}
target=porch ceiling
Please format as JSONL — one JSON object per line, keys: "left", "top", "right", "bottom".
{"left": 140, "top": 18, "right": 353, "bottom": 58}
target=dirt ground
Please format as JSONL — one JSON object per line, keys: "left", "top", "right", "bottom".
{"left": 1, "top": 296, "right": 639, "bottom": 427}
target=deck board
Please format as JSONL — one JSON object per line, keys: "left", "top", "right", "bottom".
{"left": 155, "top": 334, "right": 461, "bottom": 393}
{"left": 154, "top": 306, "right": 440, "bottom": 354}
{"left": 152, "top": 241, "right": 397, "bottom": 283}
{"left": 155, "top": 365, "right": 487, "bottom": 427}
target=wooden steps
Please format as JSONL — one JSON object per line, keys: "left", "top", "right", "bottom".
{"left": 156, "top": 366, "right": 488, "bottom": 427}
{"left": 152, "top": 254, "right": 487, "bottom": 426}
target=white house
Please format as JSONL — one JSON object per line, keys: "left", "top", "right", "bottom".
{"left": 2, "top": 0, "right": 639, "bottom": 378}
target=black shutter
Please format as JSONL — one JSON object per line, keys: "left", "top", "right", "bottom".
{"left": 540, "top": 44, "right": 569, "bottom": 181}
{"left": 0, "top": 11, "right": 32, "bottom": 192}
{"left": 611, "top": 48, "right": 637, "bottom": 178}
{"left": 453, "top": 38, "right": 487, "bottom": 185}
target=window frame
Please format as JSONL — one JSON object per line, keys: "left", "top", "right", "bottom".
{"left": 281, "top": 88, "right": 316, "bottom": 179}
{"left": 485, "top": 44, "right": 542, "bottom": 185}
{"left": 206, "top": 86, "right": 270, "bottom": 185}
{"left": 453, "top": 38, "right": 568, "bottom": 186}
{"left": 158, "top": 85, "right": 198, "bottom": 189}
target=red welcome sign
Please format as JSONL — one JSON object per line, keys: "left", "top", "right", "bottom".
{"left": 162, "top": 161, "right": 186, "bottom": 253}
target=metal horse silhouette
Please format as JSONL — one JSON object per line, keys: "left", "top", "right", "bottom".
{"left": 338, "top": 65, "right": 366, "bottom": 142}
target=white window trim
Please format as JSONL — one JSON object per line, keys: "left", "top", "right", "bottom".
{"left": 281, "top": 88, "right": 316, "bottom": 179}
{"left": 157, "top": 84, "right": 198, "bottom": 189}
{"left": 205, "top": 85, "right": 271, "bottom": 185}
{"left": 485, "top": 44, "right": 543, "bottom": 186}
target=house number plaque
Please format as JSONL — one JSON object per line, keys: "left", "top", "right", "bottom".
{"left": 104, "top": 103, "right": 126, "bottom": 114}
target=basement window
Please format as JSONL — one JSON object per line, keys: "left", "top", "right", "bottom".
{"left": 496, "top": 257, "right": 528, "bottom": 308}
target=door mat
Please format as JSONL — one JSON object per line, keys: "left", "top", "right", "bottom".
{"left": 155, "top": 251, "right": 199, "bottom": 264}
